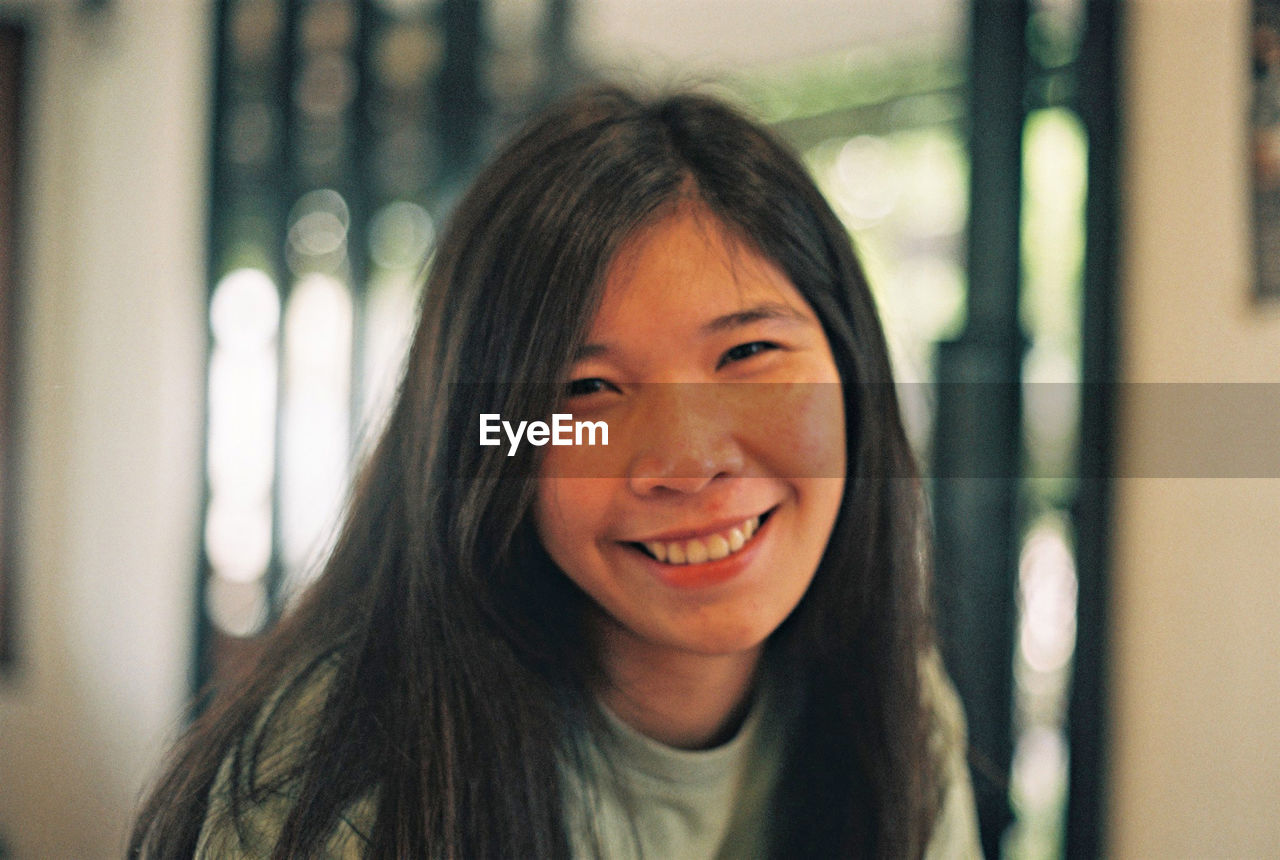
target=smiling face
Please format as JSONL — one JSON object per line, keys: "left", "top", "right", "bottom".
{"left": 534, "top": 205, "right": 846, "bottom": 667}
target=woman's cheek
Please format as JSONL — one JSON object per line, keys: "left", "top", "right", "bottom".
{"left": 734, "top": 381, "right": 846, "bottom": 478}
{"left": 534, "top": 474, "right": 612, "bottom": 570}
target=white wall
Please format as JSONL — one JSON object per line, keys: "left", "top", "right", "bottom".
{"left": 1111, "top": 0, "right": 1280, "bottom": 856}
{"left": 0, "top": 2, "right": 210, "bottom": 857}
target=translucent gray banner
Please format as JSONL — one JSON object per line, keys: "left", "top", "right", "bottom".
{"left": 438, "top": 383, "right": 1280, "bottom": 479}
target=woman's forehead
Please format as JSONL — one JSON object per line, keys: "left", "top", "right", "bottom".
{"left": 591, "top": 205, "right": 805, "bottom": 329}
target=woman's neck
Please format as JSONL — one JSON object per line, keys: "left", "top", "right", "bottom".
{"left": 595, "top": 627, "right": 763, "bottom": 750}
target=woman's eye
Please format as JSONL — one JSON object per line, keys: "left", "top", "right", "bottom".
{"left": 566, "top": 377, "right": 615, "bottom": 398}
{"left": 717, "top": 341, "right": 777, "bottom": 369}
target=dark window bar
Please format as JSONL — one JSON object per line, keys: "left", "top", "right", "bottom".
{"left": 1067, "top": 1, "right": 1121, "bottom": 857}
{"left": 931, "top": 0, "right": 1029, "bottom": 855}
{"left": 0, "top": 22, "right": 27, "bottom": 672}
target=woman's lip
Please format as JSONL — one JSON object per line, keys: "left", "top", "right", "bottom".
{"left": 637, "top": 512, "right": 773, "bottom": 590}
{"left": 624, "top": 508, "right": 775, "bottom": 544}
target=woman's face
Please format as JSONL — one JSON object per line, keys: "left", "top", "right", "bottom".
{"left": 534, "top": 206, "right": 846, "bottom": 661}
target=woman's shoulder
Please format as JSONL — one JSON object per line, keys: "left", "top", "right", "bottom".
{"left": 196, "top": 776, "right": 375, "bottom": 859}
{"left": 920, "top": 649, "right": 984, "bottom": 859}
{"left": 194, "top": 655, "right": 378, "bottom": 858}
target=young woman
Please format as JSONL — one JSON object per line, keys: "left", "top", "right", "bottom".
{"left": 131, "top": 87, "right": 980, "bottom": 859}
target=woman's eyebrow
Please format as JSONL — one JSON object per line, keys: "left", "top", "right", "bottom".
{"left": 572, "top": 342, "right": 612, "bottom": 361}
{"left": 700, "top": 302, "right": 811, "bottom": 335}
{"left": 572, "top": 303, "right": 811, "bottom": 361}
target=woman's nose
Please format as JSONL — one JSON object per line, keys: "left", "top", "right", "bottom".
{"left": 625, "top": 384, "right": 745, "bottom": 497}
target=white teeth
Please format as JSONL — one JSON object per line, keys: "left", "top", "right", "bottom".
{"left": 640, "top": 514, "right": 763, "bottom": 566}
{"left": 727, "top": 527, "right": 745, "bottom": 552}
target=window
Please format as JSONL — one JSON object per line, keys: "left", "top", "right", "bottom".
{"left": 199, "top": 0, "right": 573, "bottom": 684}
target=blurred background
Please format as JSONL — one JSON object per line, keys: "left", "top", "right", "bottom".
{"left": 0, "top": 0, "right": 1277, "bottom": 857}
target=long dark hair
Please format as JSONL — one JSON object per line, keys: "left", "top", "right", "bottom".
{"left": 131, "top": 86, "right": 942, "bottom": 859}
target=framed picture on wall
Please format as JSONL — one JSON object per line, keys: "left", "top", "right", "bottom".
{"left": 0, "top": 21, "right": 24, "bottom": 668}
{"left": 1253, "top": 1, "right": 1280, "bottom": 299}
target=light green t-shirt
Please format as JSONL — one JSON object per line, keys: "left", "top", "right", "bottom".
{"left": 560, "top": 684, "right": 785, "bottom": 859}
{"left": 196, "top": 657, "right": 982, "bottom": 859}
{"left": 561, "top": 655, "right": 981, "bottom": 860}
